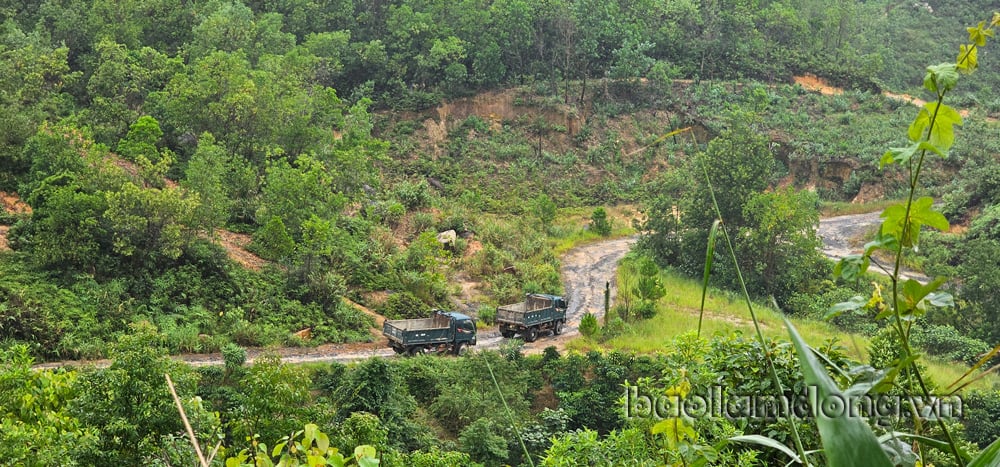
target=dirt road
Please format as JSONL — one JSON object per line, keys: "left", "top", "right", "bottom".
{"left": 33, "top": 236, "right": 637, "bottom": 369}
{"left": 34, "top": 211, "right": 927, "bottom": 369}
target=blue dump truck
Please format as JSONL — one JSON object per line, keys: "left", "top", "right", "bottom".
{"left": 497, "top": 293, "right": 567, "bottom": 342}
{"left": 383, "top": 310, "right": 477, "bottom": 356}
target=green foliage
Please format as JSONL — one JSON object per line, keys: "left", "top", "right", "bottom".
{"left": 230, "top": 353, "right": 316, "bottom": 453}
{"left": 963, "top": 390, "right": 1000, "bottom": 449}
{"left": 71, "top": 322, "right": 212, "bottom": 465}
{"left": 222, "top": 342, "right": 246, "bottom": 373}
{"left": 182, "top": 132, "right": 231, "bottom": 234}
{"left": 104, "top": 181, "right": 198, "bottom": 261}
{"left": 378, "top": 292, "right": 427, "bottom": 320}
{"left": 252, "top": 215, "right": 296, "bottom": 262}
{"left": 784, "top": 319, "right": 893, "bottom": 467}
{"left": 589, "top": 207, "right": 612, "bottom": 236}
{"left": 459, "top": 417, "right": 510, "bottom": 466}
{"left": 532, "top": 193, "right": 558, "bottom": 229}
{"left": 0, "top": 345, "right": 98, "bottom": 465}
{"left": 225, "top": 423, "right": 380, "bottom": 467}
{"left": 579, "top": 313, "right": 600, "bottom": 340}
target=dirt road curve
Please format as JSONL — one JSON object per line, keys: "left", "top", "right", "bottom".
{"left": 33, "top": 237, "right": 637, "bottom": 369}
{"left": 818, "top": 211, "right": 930, "bottom": 283}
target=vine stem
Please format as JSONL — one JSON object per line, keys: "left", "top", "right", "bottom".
{"left": 886, "top": 42, "right": 980, "bottom": 464}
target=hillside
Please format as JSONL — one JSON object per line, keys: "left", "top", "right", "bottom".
{"left": 2, "top": 1, "right": 1000, "bottom": 466}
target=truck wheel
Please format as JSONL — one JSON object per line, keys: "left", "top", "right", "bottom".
{"left": 500, "top": 330, "right": 515, "bottom": 339}
{"left": 553, "top": 320, "right": 563, "bottom": 335}
{"left": 407, "top": 346, "right": 425, "bottom": 356}
{"left": 391, "top": 346, "right": 406, "bottom": 354}
{"left": 523, "top": 327, "right": 538, "bottom": 343}
{"left": 452, "top": 342, "right": 464, "bottom": 355}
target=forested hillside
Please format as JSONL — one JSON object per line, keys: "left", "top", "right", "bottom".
{"left": 3, "top": 0, "right": 1000, "bottom": 465}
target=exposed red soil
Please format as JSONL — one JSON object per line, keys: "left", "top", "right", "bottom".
{"left": 793, "top": 74, "right": 970, "bottom": 117}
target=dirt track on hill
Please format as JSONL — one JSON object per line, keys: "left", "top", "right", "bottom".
{"left": 33, "top": 237, "right": 638, "bottom": 369}
{"left": 33, "top": 212, "right": 935, "bottom": 370}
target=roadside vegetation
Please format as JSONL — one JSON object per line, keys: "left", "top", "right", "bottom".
{"left": 2, "top": 0, "right": 1000, "bottom": 465}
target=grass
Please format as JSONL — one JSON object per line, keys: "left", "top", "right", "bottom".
{"left": 568, "top": 266, "right": 999, "bottom": 391}
{"left": 549, "top": 204, "right": 639, "bottom": 255}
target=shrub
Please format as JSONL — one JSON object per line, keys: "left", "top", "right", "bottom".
{"left": 476, "top": 304, "right": 496, "bottom": 325}
{"left": 579, "top": 313, "right": 600, "bottom": 340}
{"left": 910, "top": 324, "right": 991, "bottom": 366}
{"left": 963, "top": 390, "right": 1000, "bottom": 449}
{"left": 394, "top": 180, "right": 432, "bottom": 210}
{"left": 222, "top": 342, "right": 246, "bottom": 373}
{"left": 379, "top": 291, "right": 428, "bottom": 320}
{"left": 600, "top": 317, "right": 627, "bottom": 342}
{"left": 590, "top": 208, "right": 612, "bottom": 236}
{"left": 459, "top": 418, "right": 509, "bottom": 466}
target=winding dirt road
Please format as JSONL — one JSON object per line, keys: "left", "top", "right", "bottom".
{"left": 34, "top": 211, "right": 927, "bottom": 369}
{"left": 33, "top": 237, "right": 637, "bottom": 369}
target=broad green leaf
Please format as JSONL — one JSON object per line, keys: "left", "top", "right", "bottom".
{"left": 784, "top": 318, "right": 894, "bottom": 467}
{"left": 881, "top": 198, "right": 948, "bottom": 248}
{"left": 834, "top": 254, "right": 869, "bottom": 281}
{"left": 909, "top": 103, "right": 962, "bottom": 151}
{"left": 882, "top": 141, "right": 947, "bottom": 167}
{"left": 968, "top": 434, "right": 1000, "bottom": 467}
{"left": 911, "top": 196, "right": 950, "bottom": 232}
{"left": 316, "top": 431, "right": 330, "bottom": 453}
{"left": 652, "top": 417, "right": 697, "bottom": 449}
{"left": 307, "top": 454, "right": 327, "bottom": 466}
{"left": 958, "top": 44, "right": 978, "bottom": 72}
{"left": 272, "top": 441, "right": 287, "bottom": 458}
{"left": 303, "top": 423, "right": 317, "bottom": 450}
{"left": 968, "top": 22, "right": 993, "bottom": 46}
{"left": 923, "top": 63, "right": 959, "bottom": 93}
{"left": 926, "top": 292, "right": 954, "bottom": 308}
{"left": 354, "top": 445, "right": 377, "bottom": 460}
{"left": 358, "top": 458, "right": 380, "bottom": 467}
{"left": 878, "top": 432, "right": 970, "bottom": 462}
{"left": 881, "top": 143, "right": 919, "bottom": 168}
{"left": 900, "top": 277, "right": 946, "bottom": 315}
{"left": 826, "top": 295, "right": 867, "bottom": 320}
{"left": 729, "top": 435, "right": 801, "bottom": 464}
{"left": 864, "top": 229, "right": 900, "bottom": 256}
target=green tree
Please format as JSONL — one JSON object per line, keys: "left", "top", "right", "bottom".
{"left": 23, "top": 175, "right": 108, "bottom": 272}
{"left": 104, "top": 181, "right": 199, "bottom": 262}
{"left": 252, "top": 215, "right": 296, "bottom": 262}
{"left": 532, "top": 193, "right": 557, "bottom": 229}
{"left": 459, "top": 417, "right": 510, "bottom": 466}
{"left": 590, "top": 207, "right": 611, "bottom": 236}
{"left": 256, "top": 154, "right": 346, "bottom": 234}
{"left": 739, "top": 187, "right": 827, "bottom": 306}
{"left": 231, "top": 353, "right": 315, "bottom": 454}
{"left": 182, "top": 133, "right": 231, "bottom": 235}
{"left": 71, "top": 322, "right": 208, "bottom": 465}
{"left": 0, "top": 345, "right": 99, "bottom": 466}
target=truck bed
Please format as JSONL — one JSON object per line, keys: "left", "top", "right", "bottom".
{"left": 385, "top": 315, "right": 451, "bottom": 331}
{"left": 497, "top": 295, "right": 553, "bottom": 315}
{"left": 383, "top": 315, "right": 452, "bottom": 344}
{"left": 497, "top": 295, "right": 560, "bottom": 326}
